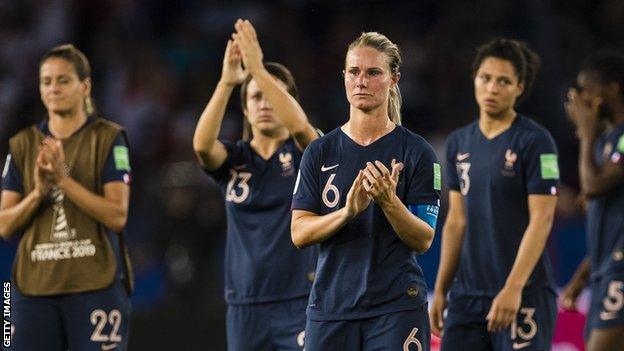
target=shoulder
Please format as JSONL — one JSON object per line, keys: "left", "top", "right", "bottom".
{"left": 446, "top": 120, "right": 478, "bottom": 144}
{"left": 9, "top": 124, "right": 40, "bottom": 150}
{"left": 396, "top": 125, "right": 434, "bottom": 152}
{"left": 514, "top": 115, "right": 554, "bottom": 141}
{"left": 92, "top": 117, "right": 124, "bottom": 135}
{"left": 306, "top": 127, "right": 342, "bottom": 152}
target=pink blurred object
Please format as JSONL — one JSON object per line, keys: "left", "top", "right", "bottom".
{"left": 430, "top": 334, "right": 441, "bottom": 351}
{"left": 552, "top": 308, "right": 586, "bottom": 351}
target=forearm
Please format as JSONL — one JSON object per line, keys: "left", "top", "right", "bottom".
{"left": 505, "top": 219, "right": 553, "bottom": 289}
{"left": 381, "top": 195, "right": 434, "bottom": 253}
{"left": 291, "top": 208, "right": 351, "bottom": 248}
{"left": 250, "top": 69, "right": 317, "bottom": 147}
{"left": 58, "top": 178, "right": 127, "bottom": 232}
{"left": 569, "top": 257, "right": 590, "bottom": 290}
{"left": 0, "top": 191, "right": 43, "bottom": 239}
{"left": 193, "top": 81, "right": 234, "bottom": 164}
{"left": 578, "top": 136, "right": 601, "bottom": 195}
{"left": 434, "top": 220, "right": 465, "bottom": 294}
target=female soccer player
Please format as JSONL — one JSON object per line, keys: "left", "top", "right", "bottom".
{"left": 430, "top": 38, "right": 560, "bottom": 350}
{"left": 291, "top": 32, "right": 441, "bottom": 350}
{"left": 566, "top": 50, "right": 624, "bottom": 351}
{"left": 0, "top": 44, "right": 132, "bottom": 350}
{"left": 193, "top": 20, "right": 318, "bottom": 350}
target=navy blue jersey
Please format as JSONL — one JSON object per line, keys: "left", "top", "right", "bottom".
{"left": 206, "top": 138, "right": 317, "bottom": 304}
{"left": 445, "top": 115, "right": 559, "bottom": 297}
{"left": 586, "top": 123, "right": 624, "bottom": 280}
{"left": 292, "top": 125, "right": 440, "bottom": 321}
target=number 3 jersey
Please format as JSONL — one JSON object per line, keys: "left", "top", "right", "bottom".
{"left": 445, "top": 115, "right": 560, "bottom": 297}
{"left": 292, "top": 125, "right": 441, "bottom": 321}
{"left": 206, "top": 137, "right": 317, "bottom": 304}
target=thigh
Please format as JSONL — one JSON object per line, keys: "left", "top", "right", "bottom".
{"left": 269, "top": 298, "right": 308, "bottom": 351}
{"left": 586, "top": 274, "right": 624, "bottom": 350}
{"left": 305, "top": 319, "right": 359, "bottom": 351}
{"left": 227, "top": 304, "right": 272, "bottom": 351}
{"left": 11, "top": 288, "right": 65, "bottom": 351}
{"left": 491, "top": 289, "right": 557, "bottom": 351}
{"left": 586, "top": 325, "right": 624, "bottom": 351}
{"left": 62, "top": 281, "right": 131, "bottom": 351}
{"left": 363, "top": 307, "right": 430, "bottom": 351}
{"left": 441, "top": 296, "right": 492, "bottom": 351}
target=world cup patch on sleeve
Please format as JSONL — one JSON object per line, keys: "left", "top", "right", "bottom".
{"left": 540, "top": 154, "right": 559, "bottom": 180}
{"left": 617, "top": 135, "right": 624, "bottom": 153}
{"left": 113, "top": 146, "right": 131, "bottom": 171}
{"left": 433, "top": 163, "right": 441, "bottom": 190}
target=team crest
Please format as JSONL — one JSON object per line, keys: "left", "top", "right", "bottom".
{"left": 502, "top": 149, "right": 517, "bottom": 176}
{"left": 279, "top": 152, "right": 294, "bottom": 176}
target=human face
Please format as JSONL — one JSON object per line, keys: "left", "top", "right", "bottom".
{"left": 243, "top": 78, "right": 286, "bottom": 134}
{"left": 39, "top": 57, "right": 90, "bottom": 116}
{"left": 344, "top": 46, "right": 397, "bottom": 113}
{"left": 474, "top": 57, "right": 524, "bottom": 117}
{"left": 575, "top": 71, "right": 612, "bottom": 120}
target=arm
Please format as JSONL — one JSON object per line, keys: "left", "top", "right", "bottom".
{"left": 560, "top": 257, "right": 590, "bottom": 310}
{"left": 430, "top": 190, "right": 467, "bottom": 336}
{"left": 233, "top": 19, "right": 318, "bottom": 150}
{"left": 291, "top": 170, "right": 370, "bottom": 248}
{"left": 566, "top": 89, "right": 624, "bottom": 197}
{"left": 39, "top": 138, "right": 130, "bottom": 233}
{"left": 0, "top": 159, "right": 53, "bottom": 239}
{"left": 193, "top": 39, "right": 246, "bottom": 171}
{"left": 486, "top": 194, "right": 558, "bottom": 332}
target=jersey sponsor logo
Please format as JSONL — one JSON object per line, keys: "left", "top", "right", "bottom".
{"left": 2, "top": 154, "right": 10, "bottom": 179}
{"left": 321, "top": 164, "right": 339, "bottom": 172}
{"left": 456, "top": 152, "right": 470, "bottom": 161}
{"left": 539, "top": 154, "right": 560, "bottom": 180}
{"left": 433, "top": 163, "right": 441, "bottom": 190}
{"left": 112, "top": 146, "right": 130, "bottom": 171}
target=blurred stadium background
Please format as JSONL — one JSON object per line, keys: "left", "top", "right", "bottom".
{"left": 1, "top": 0, "right": 623, "bottom": 349}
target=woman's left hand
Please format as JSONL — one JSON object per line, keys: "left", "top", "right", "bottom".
{"left": 565, "top": 88, "right": 601, "bottom": 140}
{"left": 232, "top": 19, "right": 264, "bottom": 75}
{"left": 362, "top": 159, "right": 403, "bottom": 208}
{"left": 37, "top": 137, "right": 67, "bottom": 185}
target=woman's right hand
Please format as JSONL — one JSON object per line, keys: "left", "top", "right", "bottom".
{"left": 220, "top": 39, "right": 246, "bottom": 87}
{"left": 34, "top": 150, "right": 52, "bottom": 198}
{"left": 344, "top": 170, "right": 371, "bottom": 219}
{"left": 430, "top": 291, "right": 447, "bottom": 337}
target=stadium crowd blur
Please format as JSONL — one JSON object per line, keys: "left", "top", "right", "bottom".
{"left": 1, "top": 0, "right": 623, "bottom": 349}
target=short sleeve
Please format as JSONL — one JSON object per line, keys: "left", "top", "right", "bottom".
{"left": 445, "top": 133, "right": 460, "bottom": 191}
{"left": 405, "top": 141, "right": 442, "bottom": 205}
{"left": 203, "top": 140, "right": 238, "bottom": 182}
{"left": 523, "top": 130, "right": 560, "bottom": 195}
{"left": 102, "top": 133, "right": 132, "bottom": 185}
{"left": 607, "top": 130, "right": 624, "bottom": 166}
{"left": 291, "top": 143, "right": 321, "bottom": 214}
{"left": 1, "top": 153, "right": 23, "bottom": 194}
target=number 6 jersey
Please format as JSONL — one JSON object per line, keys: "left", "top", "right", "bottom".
{"left": 206, "top": 137, "right": 317, "bottom": 305}
{"left": 292, "top": 125, "right": 441, "bottom": 321}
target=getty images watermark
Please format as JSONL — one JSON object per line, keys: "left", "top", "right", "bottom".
{"left": 2, "top": 281, "right": 10, "bottom": 350}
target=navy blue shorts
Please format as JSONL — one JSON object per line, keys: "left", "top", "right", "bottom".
{"left": 227, "top": 297, "right": 308, "bottom": 351}
{"left": 442, "top": 289, "right": 556, "bottom": 351}
{"left": 10, "top": 280, "right": 131, "bottom": 351}
{"left": 305, "top": 305, "right": 430, "bottom": 351}
{"left": 586, "top": 272, "right": 624, "bottom": 337}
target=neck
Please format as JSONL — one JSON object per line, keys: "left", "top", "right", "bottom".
{"left": 48, "top": 109, "right": 88, "bottom": 139}
{"left": 479, "top": 108, "right": 517, "bottom": 139}
{"left": 250, "top": 127, "right": 289, "bottom": 159}
{"left": 343, "top": 105, "right": 395, "bottom": 146}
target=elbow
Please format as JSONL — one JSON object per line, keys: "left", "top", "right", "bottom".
{"left": 107, "top": 210, "right": 128, "bottom": 233}
{"left": 412, "top": 227, "right": 435, "bottom": 254}
{"left": 290, "top": 223, "right": 309, "bottom": 249}
{"left": 0, "top": 226, "right": 10, "bottom": 241}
